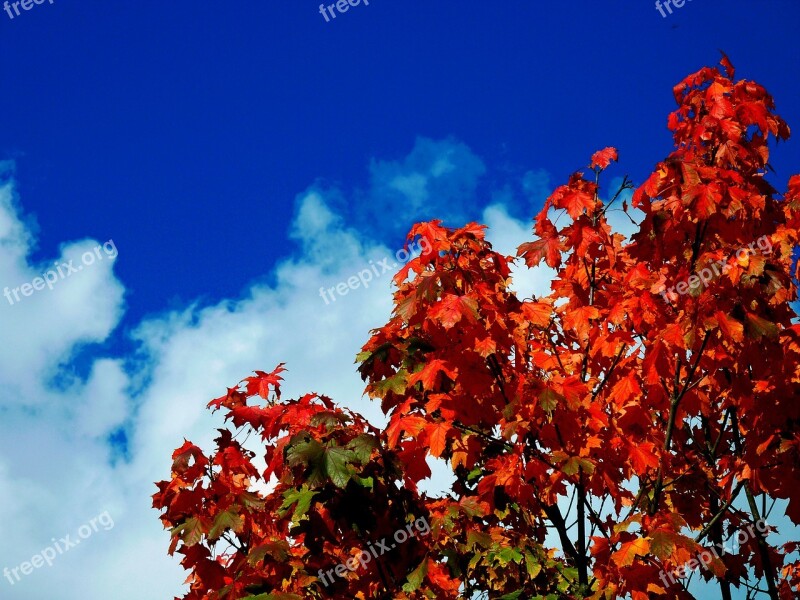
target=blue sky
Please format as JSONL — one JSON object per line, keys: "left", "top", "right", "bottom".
{"left": 0, "top": 1, "right": 798, "bottom": 598}
{"left": 3, "top": 0, "right": 799, "bottom": 328}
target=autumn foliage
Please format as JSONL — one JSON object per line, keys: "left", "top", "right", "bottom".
{"left": 154, "top": 58, "right": 800, "bottom": 599}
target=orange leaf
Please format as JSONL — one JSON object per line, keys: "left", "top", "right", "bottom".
{"left": 408, "top": 359, "right": 457, "bottom": 391}
{"left": 591, "top": 147, "right": 619, "bottom": 170}
{"left": 425, "top": 422, "right": 452, "bottom": 458}
{"left": 610, "top": 372, "right": 642, "bottom": 405}
{"left": 627, "top": 440, "right": 659, "bottom": 474}
{"left": 561, "top": 305, "right": 601, "bottom": 340}
{"left": 612, "top": 537, "right": 651, "bottom": 567}
{"left": 430, "top": 294, "right": 480, "bottom": 329}
{"left": 386, "top": 415, "right": 427, "bottom": 448}
{"left": 715, "top": 311, "right": 744, "bottom": 343}
{"left": 518, "top": 234, "right": 562, "bottom": 269}
{"left": 474, "top": 337, "right": 497, "bottom": 358}
{"left": 521, "top": 300, "right": 553, "bottom": 327}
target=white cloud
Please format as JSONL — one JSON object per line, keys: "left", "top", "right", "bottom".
{"left": 361, "top": 136, "right": 487, "bottom": 235}
{"left": 0, "top": 179, "right": 124, "bottom": 403}
{"left": 482, "top": 202, "right": 557, "bottom": 300}
{"left": 0, "top": 176, "right": 131, "bottom": 597}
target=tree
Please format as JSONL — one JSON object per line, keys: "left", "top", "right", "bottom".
{"left": 154, "top": 58, "right": 800, "bottom": 599}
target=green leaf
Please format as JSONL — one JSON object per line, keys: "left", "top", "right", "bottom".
{"left": 443, "top": 548, "right": 463, "bottom": 578}
{"left": 171, "top": 517, "right": 205, "bottom": 547}
{"left": 494, "top": 547, "right": 523, "bottom": 565}
{"left": 310, "top": 411, "right": 350, "bottom": 428}
{"left": 353, "top": 475, "right": 374, "bottom": 489}
{"left": 650, "top": 530, "right": 677, "bottom": 560}
{"left": 209, "top": 507, "right": 244, "bottom": 541}
{"left": 346, "top": 434, "right": 379, "bottom": 464}
{"left": 372, "top": 369, "right": 409, "bottom": 398}
{"left": 406, "top": 336, "right": 436, "bottom": 355}
{"left": 560, "top": 566, "right": 579, "bottom": 584}
{"left": 745, "top": 313, "right": 779, "bottom": 339}
{"left": 324, "top": 446, "right": 356, "bottom": 488}
{"left": 285, "top": 435, "right": 324, "bottom": 468}
{"left": 401, "top": 559, "right": 428, "bottom": 593}
{"left": 278, "top": 485, "right": 318, "bottom": 524}
{"left": 539, "top": 388, "right": 561, "bottom": 412}
{"left": 467, "top": 530, "right": 492, "bottom": 549}
{"left": 239, "top": 491, "right": 266, "bottom": 510}
{"left": 525, "top": 550, "right": 542, "bottom": 579}
{"left": 562, "top": 456, "right": 594, "bottom": 476}
{"left": 285, "top": 434, "right": 330, "bottom": 487}
{"left": 357, "top": 342, "right": 393, "bottom": 378}
{"left": 561, "top": 456, "right": 581, "bottom": 476}
{"left": 247, "top": 540, "right": 290, "bottom": 566}
{"left": 466, "top": 467, "right": 482, "bottom": 482}
{"left": 460, "top": 496, "right": 487, "bottom": 517}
